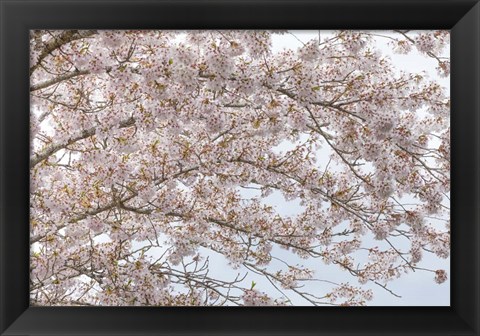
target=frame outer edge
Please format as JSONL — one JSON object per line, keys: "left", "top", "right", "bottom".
{"left": 1, "top": 1, "right": 480, "bottom": 336}
{"left": 472, "top": 4, "right": 479, "bottom": 333}
{"left": 1, "top": 0, "right": 6, "bottom": 334}
{"left": 451, "top": 1, "right": 480, "bottom": 333}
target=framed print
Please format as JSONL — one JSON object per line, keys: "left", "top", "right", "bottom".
{"left": 1, "top": 0, "right": 479, "bottom": 335}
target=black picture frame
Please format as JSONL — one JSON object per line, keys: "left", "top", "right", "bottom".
{"left": 1, "top": 0, "right": 479, "bottom": 335}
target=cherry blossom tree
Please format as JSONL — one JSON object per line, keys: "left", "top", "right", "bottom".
{"left": 29, "top": 30, "right": 450, "bottom": 306}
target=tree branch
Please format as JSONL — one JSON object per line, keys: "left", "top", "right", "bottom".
{"left": 30, "top": 30, "right": 97, "bottom": 75}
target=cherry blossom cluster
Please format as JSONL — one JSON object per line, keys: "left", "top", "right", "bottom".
{"left": 29, "top": 30, "right": 450, "bottom": 306}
